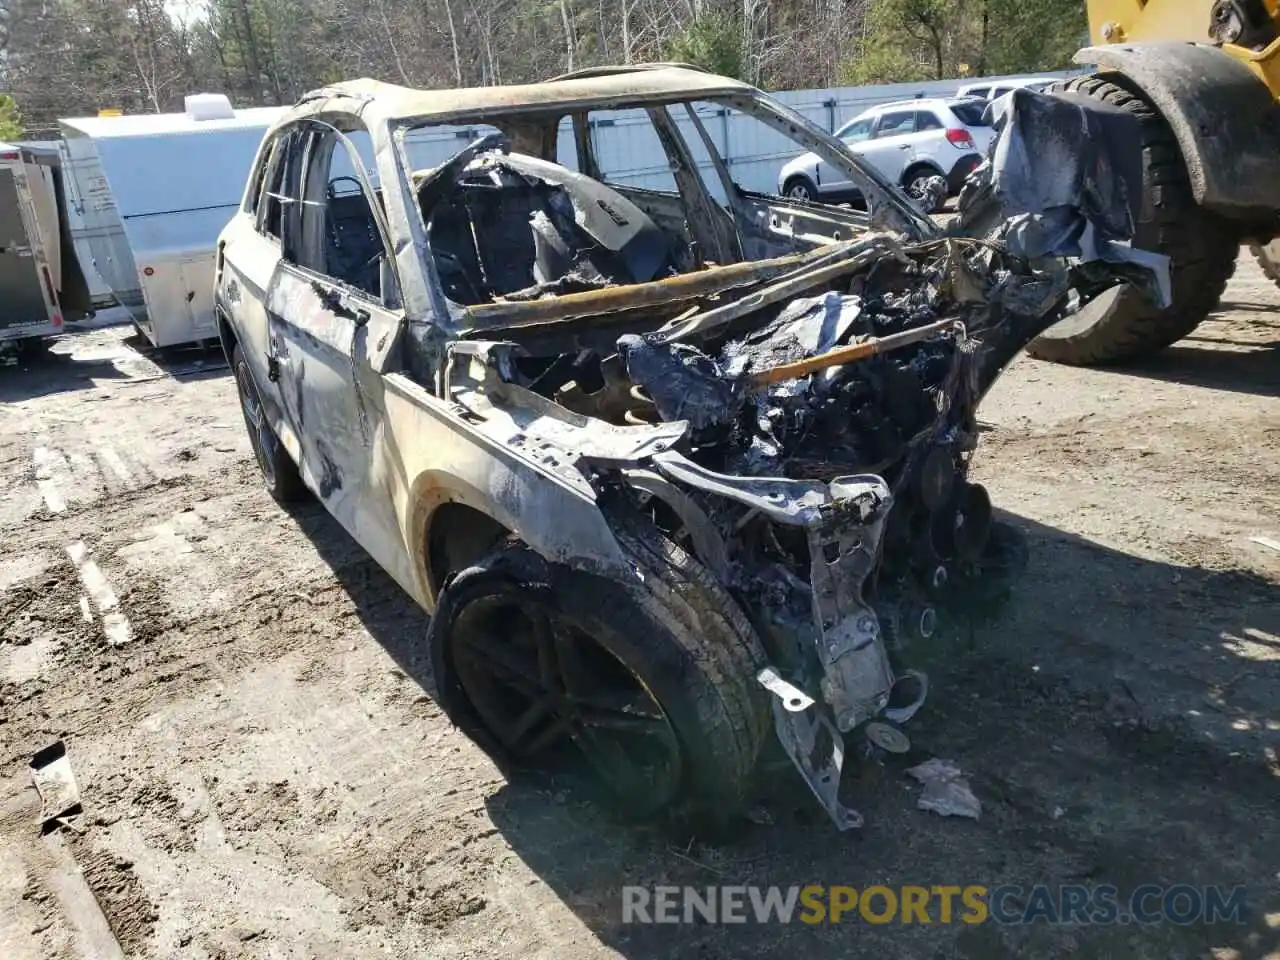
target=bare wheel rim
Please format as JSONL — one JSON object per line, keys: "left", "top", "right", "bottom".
{"left": 235, "top": 361, "right": 277, "bottom": 488}
{"left": 907, "top": 174, "right": 932, "bottom": 198}
{"left": 449, "top": 587, "right": 683, "bottom": 806}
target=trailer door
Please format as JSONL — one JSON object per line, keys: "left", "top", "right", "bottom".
{"left": 0, "top": 167, "right": 52, "bottom": 328}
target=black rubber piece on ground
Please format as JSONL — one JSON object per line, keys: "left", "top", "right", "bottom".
{"left": 428, "top": 519, "right": 770, "bottom": 828}
{"left": 1027, "top": 75, "right": 1238, "bottom": 366}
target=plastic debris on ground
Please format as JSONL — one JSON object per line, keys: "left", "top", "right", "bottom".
{"left": 906, "top": 758, "right": 982, "bottom": 820}
{"left": 30, "top": 740, "right": 83, "bottom": 831}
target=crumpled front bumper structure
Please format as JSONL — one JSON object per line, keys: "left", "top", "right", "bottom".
{"left": 648, "top": 451, "right": 918, "bottom": 829}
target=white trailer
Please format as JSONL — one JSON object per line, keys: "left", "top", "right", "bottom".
{"left": 59, "top": 96, "right": 285, "bottom": 348}
{"left": 0, "top": 142, "right": 94, "bottom": 345}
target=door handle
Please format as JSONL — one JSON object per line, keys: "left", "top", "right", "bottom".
{"left": 898, "top": 144, "right": 911, "bottom": 150}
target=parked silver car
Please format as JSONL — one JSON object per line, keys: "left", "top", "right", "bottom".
{"left": 215, "top": 66, "right": 1151, "bottom": 831}
{"left": 957, "top": 76, "right": 1058, "bottom": 101}
{"left": 777, "top": 97, "right": 995, "bottom": 212}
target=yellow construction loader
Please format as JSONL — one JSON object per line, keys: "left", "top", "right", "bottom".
{"left": 1028, "top": 0, "right": 1280, "bottom": 365}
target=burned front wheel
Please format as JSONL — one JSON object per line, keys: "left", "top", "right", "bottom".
{"left": 428, "top": 524, "right": 769, "bottom": 824}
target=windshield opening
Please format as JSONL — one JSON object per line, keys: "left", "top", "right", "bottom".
{"left": 395, "top": 92, "right": 927, "bottom": 319}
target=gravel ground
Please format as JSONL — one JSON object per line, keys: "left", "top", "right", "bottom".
{"left": 0, "top": 253, "right": 1277, "bottom": 960}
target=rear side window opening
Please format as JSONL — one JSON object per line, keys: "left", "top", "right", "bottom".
{"left": 949, "top": 102, "right": 992, "bottom": 127}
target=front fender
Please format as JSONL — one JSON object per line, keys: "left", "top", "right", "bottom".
{"left": 382, "top": 373, "right": 638, "bottom": 611}
{"left": 1075, "top": 43, "right": 1280, "bottom": 218}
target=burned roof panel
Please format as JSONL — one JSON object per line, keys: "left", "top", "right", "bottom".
{"left": 293, "top": 66, "right": 755, "bottom": 127}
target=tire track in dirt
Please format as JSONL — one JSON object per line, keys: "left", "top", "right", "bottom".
{"left": 1, "top": 298, "right": 1277, "bottom": 959}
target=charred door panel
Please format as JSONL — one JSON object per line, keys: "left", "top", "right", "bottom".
{"left": 221, "top": 224, "right": 290, "bottom": 433}
{"left": 219, "top": 129, "right": 300, "bottom": 441}
{"left": 267, "top": 268, "right": 405, "bottom": 574}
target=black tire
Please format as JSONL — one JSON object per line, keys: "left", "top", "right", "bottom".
{"left": 902, "top": 164, "right": 946, "bottom": 213}
{"left": 231, "top": 343, "right": 307, "bottom": 503}
{"left": 428, "top": 518, "right": 770, "bottom": 826}
{"left": 783, "top": 175, "right": 818, "bottom": 203}
{"left": 1027, "top": 75, "right": 1238, "bottom": 366}
{"left": 1249, "top": 239, "right": 1280, "bottom": 289}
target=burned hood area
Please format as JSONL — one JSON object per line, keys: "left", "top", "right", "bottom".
{"left": 424, "top": 88, "right": 1167, "bottom": 829}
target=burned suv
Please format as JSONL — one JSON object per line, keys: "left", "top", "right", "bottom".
{"left": 215, "top": 67, "right": 1163, "bottom": 829}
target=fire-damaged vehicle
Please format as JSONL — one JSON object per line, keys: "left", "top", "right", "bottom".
{"left": 215, "top": 66, "right": 1167, "bottom": 830}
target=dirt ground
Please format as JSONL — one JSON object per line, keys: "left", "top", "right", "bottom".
{"left": 0, "top": 253, "right": 1277, "bottom": 960}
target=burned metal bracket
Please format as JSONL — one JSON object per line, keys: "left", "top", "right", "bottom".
{"left": 651, "top": 449, "right": 829, "bottom": 525}
{"left": 807, "top": 476, "right": 897, "bottom": 733}
{"left": 757, "top": 667, "right": 862, "bottom": 831}
{"left": 757, "top": 665, "right": 815, "bottom": 712}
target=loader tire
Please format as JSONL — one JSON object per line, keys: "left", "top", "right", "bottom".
{"left": 428, "top": 516, "right": 770, "bottom": 827}
{"left": 1027, "top": 75, "right": 1237, "bottom": 366}
{"left": 1249, "top": 239, "right": 1280, "bottom": 288}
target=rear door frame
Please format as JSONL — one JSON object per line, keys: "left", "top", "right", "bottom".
{"left": 266, "top": 120, "right": 407, "bottom": 572}
{"left": 218, "top": 127, "right": 302, "bottom": 450}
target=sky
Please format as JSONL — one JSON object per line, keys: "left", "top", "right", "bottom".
{"left": 164, "top": 0, "right": 205, "bottom": 28}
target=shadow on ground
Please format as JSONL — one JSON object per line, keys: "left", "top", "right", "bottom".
{"left": 0, "top": 325, "right": 227, "bottom": 403}
{"left": 1110, "top": 339, "right": 1280, "bottom": 399}
{"left": 291, "top": 496, "right": 1280, "bottom": 960}
{"left": 289, "top": 500, "right": 436, "bottom": 689}
{"left": 1217, "top": 300, "right": 1280, "bottom": 315}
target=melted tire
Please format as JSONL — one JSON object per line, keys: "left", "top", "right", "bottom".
{"left": 1027, "top": 75, "right": 1238, "bottom": 366}
{"left": 428, "top": 519, "right": 770, "bottom": 826}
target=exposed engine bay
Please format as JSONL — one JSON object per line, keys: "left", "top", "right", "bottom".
{"left": 424, "top": 89, "right": 1166, "bottom": 829}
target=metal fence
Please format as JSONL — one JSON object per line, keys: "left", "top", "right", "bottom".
{"left": 397, "top": 70, "right": 1079, "bottom": 196}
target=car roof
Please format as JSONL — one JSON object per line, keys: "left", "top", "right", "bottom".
{"left": 845, "top": 97, "right": 978, "bottom": 123}
{"left": 864, "top": 98, "right": 954, "bottom": 113}
{"left": 979, "top": 77, "right": 1056, "bottom": 88}
{"left": 288, "top": 64, "right": 755, "bottom": 127}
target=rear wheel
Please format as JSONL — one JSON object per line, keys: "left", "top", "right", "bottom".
{"left": 232, "top": 344, "right": 307, "bottom": 503}
{"left": 783, "top": 175, "right": 818, "bottom": 203}
{"left": 902, "top": 165, "right": 946, "bottom": 213}
{"left": 428, "top": 520, "right": 769, "bottom": 824}
{"left": 1027, "top": 75, "right": 1238, "bottom": 366}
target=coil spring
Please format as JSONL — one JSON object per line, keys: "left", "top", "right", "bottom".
{"left": 623, "top": 385, "right": 661, "bottom": 425}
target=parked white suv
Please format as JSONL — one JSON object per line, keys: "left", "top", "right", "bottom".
{"left": 957, "top": 76, "right": 1057, "bottom": 101}
{"left": 777, "top": 98, "right": 995, "bottom": 212}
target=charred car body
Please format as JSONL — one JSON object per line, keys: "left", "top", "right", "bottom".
{"left": 215, "top": 68, "right": 1166, "bottom": 829}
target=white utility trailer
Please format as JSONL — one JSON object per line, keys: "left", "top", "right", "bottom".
{"left": 59, "top": 96, "right": 285, "bottom": 348}
{"left": 0, "top": 142, "right": 94, "bottom": 345}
